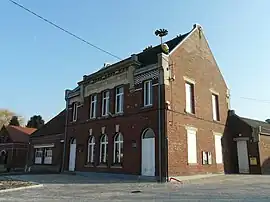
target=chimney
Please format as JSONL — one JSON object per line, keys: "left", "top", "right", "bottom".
{"left": 131, "top": 54, "right": 138, "bottom": 62}
{"left": 228, "top": 110, "right": 235, "bottom": 116}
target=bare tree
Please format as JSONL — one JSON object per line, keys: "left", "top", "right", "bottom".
{"left": 0, "top": 109, "right": 24, "bottom": 128}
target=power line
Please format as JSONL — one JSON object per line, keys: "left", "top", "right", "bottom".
{"left": 8, "top": 0, "right": 122, "bottom": 60}
{"left": 238, "top": 96, "right": 270, "bottom": 103}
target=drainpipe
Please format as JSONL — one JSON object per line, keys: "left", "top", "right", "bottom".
{"left": 61, "top": 90, "right": 70, "bottom": 172}
{"left": 158, "top": 65, "right": 162, "bottom": 183}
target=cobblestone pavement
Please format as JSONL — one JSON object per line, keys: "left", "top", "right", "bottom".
{"left": 0, "top": 174, "right": 270, "bottom": 201}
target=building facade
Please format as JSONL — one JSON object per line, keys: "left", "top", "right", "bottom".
{"left": 63, "top": 24, "right": 229, "bottom": 180}
{"left": 28, "top": 110, "right": 65, "bottom": 173}
{"left": 225, "top": 110, "right": 270, "bottom": 175}
{"left": 0, "top": 125, "right": 36, "bottom": 172}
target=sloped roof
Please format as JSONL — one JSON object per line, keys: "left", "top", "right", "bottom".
{"left": 30, "top": 110, "right": 66, "bottom": 138}
{"left": 137, "top": 32, "right": 190, "bottom": 66}
{"left": 80, "top": 28, "right": 192, "bottom": 84}
{"left": 240, "top": 117, "right": 270, "bottom": 134}
{"left": 6, "top": 125, "right": 36, "bottom": 143}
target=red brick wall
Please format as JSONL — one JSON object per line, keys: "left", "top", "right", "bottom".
{"left": 259, "top": 135, "right": 270, "bottom": 174}
{"left": 165, "top": 27, "right": 229, "bottom": 176}
{"left": 65, "top": 83, "right": 160, "bottom": 175}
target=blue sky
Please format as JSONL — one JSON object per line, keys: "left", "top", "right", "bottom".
{"left": 0, "top": 0, "right": 269, "bottom": 123}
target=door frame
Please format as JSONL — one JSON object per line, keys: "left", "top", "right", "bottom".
{"left": 69, "top": 138, "right": 76, "bottom": 171}
{"left": 236, "top": 138, "right": 250, "bottom": 174}
{"left": 141, "top": 128, "right": 155, "bottom": 176}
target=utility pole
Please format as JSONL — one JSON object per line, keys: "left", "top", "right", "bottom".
{"left": 155, "top": 28, "right": 168, "bottom": 183}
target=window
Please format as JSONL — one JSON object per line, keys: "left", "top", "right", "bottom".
{"left": 44, "top": 148, "right": 52, "bottom": 164}
{"left": 202, "top": 151, "right": 212, "bottom": 165}
{"left": 185, "top": 82, "right": 195, "bottom": 114}
{"left": 215, "top": 134, "right": 223, "bottom": 164}
{"left": 90, "top": 95, "right": 97, "bottom": 119}
{"left": 212, "top": 94, "right": 220, "bottom": 121}
{"left": 72, "top": 102, "right": 78, "bottom": 122}
{"left": 87, "top": 136, "right": 95, "bottom": 163}
{"left": 99, "top": 134, "right": 108, "bottom": 164}
{"left": 115, "top": 87, "right": 124, "bottom": 114}
{"left": 113, "top": 133, "right": 123, "bottom": 164}
{"left": 102, "top": 91, "right": 110, "bottom": 116}
{"left": 34, "top": 148, "right": 43, "bottom": 164}
{"left": 187, "top": 128, "right": 197, "bottom": 164}
{"left": 143, "top": 80, "right": 153, "bottom": 106}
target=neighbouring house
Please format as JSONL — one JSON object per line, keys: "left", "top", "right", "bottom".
{"left": 0, "top": 125, "right": 36, "bottom": 172}
{"left": 63, "top": 24, "right": 230, "bottom": 181}
{"left": 28, "top": 110, "right": 65, "bottom": 173}
{"left": 225, "top": 110, "right": 270, "bottom": 174}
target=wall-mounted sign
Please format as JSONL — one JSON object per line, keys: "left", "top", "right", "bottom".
{"left": 250, "top": 157, "right": 257, "bottom": 165}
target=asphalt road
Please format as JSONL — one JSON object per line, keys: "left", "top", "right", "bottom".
{"left": 0, "top": 174, "right": 269, "bottom": 201}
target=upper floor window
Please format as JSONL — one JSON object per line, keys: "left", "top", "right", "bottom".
{"left": 212, "top": 94, "right": 220, "bottom": 121}
{"left": 90, "top": 95, "right": 97, "bottom": 119}
{"left": 143, "top": 80, "right": 153, "bottom": 107}
{"left": 72, "top": 102, "right": 78, "bottom": 122}
{"left": 102, "top": 91, "right": 110, "bottom": 116}
{"left": 185, "top": 82, "right": 195, "bottom": 114}
{"left": 115, "top": 86, "right": 124, "bottom": 114}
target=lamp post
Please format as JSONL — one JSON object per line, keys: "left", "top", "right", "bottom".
{"left": 155, "top": 29, "right": 168, "bottom": 183}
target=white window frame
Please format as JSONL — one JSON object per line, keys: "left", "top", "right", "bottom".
{"left": 72, "top": 102, "right": 78, "bottom": 122}
{"left": 212, "top": 94, "right": 220, "bottom": 121}
{"left": 34, "top": 148, "right": 43, "bottom": 164}
{"left": 90, "top": 95, "right": 97, "bottom": 119}
{"left": 99, "top": 134, "right": 108, "bottom": 163}
{"left": 186, "top": 127, "right": 197, "bottom": 164}
{"left": 87, "top": 136, "right": 95, "bottom": 163}
{"left": 102, "top": 91, "right": 110, "bottom": 116}
{"left": 115, "top": 86, "right": 124, "bottom": 114}
{"left": 113, "top": 133, "right": 124, "bottom": 164}
{"left": 143, "top": 80, "right": 153, "bottom": 107}
{"left": 214, "top": 134, "right": 223, "bottom": 164}
{"left": 44, "top": 148, "right": 52, "bottom": 164}
{"left": 185, "top": 82, "right": 195, "bottom": 114}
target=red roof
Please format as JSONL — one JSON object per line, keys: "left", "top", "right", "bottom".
{"left": 6, "top": 126, "right": 36, "bottom": 143}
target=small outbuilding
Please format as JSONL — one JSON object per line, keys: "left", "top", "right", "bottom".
{"left": 0, "top": 125, "right": 36, "bottom": 172}
{"left": 28, "top": 110, "right": 65, "bottom": 173}
{"left": 226, "top": 110, "right": 270, "bottom": 174}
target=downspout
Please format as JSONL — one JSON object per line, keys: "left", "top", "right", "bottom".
{"left": 61, "top": 90, "right": 70, "bottom": 172}
{"left": 158, "top": 64, "right": 162, "bottom": 183}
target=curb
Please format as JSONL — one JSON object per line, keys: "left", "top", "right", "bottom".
{"left": 0, "top": 184, "right": 43, "bottom": 193}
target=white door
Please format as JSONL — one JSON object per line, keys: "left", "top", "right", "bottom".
{"left": 69, "top": 139, "right": 76, "bottom": 171}
{"left": 141, "top": 137, "right": 155, "bottom": 176}
{"left": 237, "top": 140, "right": 249, "bottom": 174}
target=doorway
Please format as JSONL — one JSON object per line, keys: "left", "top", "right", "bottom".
{"left": 69, "top": 138, "right": 76, "bottom": 171}
{"left": 141, "top": 128, "right": 155, "bottom": 176}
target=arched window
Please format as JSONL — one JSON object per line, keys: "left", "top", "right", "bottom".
{"left": 113, "top": 133, "right": 123, "bottom": 164}
{"left": 87, "top": 136, "right": 95, "bottom": 163}
{"left": 142, "top": 128, "right": 155, "bottom": 139}
{"left": 99, "top": 134, "right": 108, "bottom": 164}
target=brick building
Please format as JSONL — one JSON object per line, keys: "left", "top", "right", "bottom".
{"left": 0, "top": 125, "right": 36, "bottom": 172}
{"left": 225, "top": 110, "right": 270, "bottom": 174}
{"left": 28, "top": 110, "right": 65, "bottom": 173}
{"left": 63, "top": 24, "right": 230, "bottom": 181}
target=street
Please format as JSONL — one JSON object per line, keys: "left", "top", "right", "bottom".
{"left": 0, "top": 174, "right": 269, "bottom": 201}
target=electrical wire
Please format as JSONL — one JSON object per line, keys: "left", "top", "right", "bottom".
{"left": 7, "top": 0, "right": 122, "bottom": 60}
